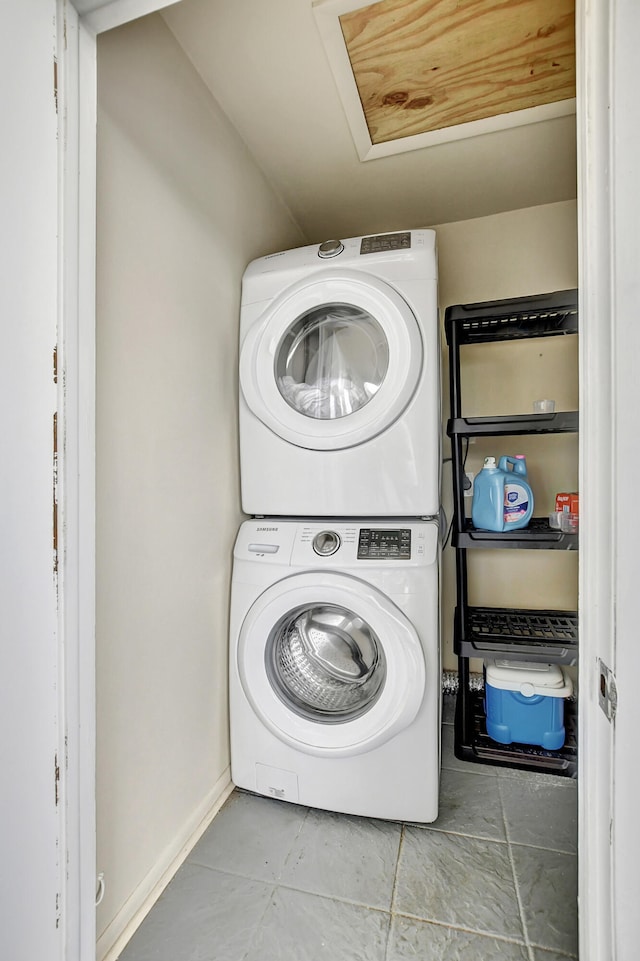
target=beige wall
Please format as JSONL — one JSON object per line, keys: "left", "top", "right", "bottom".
{"left": 95, "top": 15, "right": 304, "bottom": 959}
{"left": 434, "top": 200, "right": 579, "bottom": 670}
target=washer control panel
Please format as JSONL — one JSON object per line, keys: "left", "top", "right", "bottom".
{"left": 237, "top": 521, "right": 436, "bottom": 567}
{"left": 357, "top": 528, "right": 411, "bottom": 559}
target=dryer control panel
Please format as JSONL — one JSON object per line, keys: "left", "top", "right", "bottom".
{"left": 360, "top": 231, "right": 411, "bottom": 255}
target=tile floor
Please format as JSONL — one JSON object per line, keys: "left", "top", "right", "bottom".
{"left": 118, "top": 698, "right": 578, "bottom": 961}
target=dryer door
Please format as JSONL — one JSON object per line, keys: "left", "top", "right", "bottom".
{"left": 239, "top": 270, "right": 423, "bottom": 450}
{"left": 237, "top": 571, "right": 426, "bottom": 757}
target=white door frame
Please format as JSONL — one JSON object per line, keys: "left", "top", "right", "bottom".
{"left": 56, "top": 0, "right": 631, "bottom": 958}
{"left": 575, "top": 0, "right": 615, "bottom": 954}
{"left": 58, "top": 3, "right": 184, "bottom": 957}
{"left": 576, "top": 1, "right": 640, "bottom": 959}
{"left": 56, "top": 8, "right": 96, "bottom": 958}
{"left": 600, "top": 2, "right": 640, "bottom": 956}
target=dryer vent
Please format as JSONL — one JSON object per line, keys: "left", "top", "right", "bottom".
{"left": 442, "top": 670, "right": 484, "bottom": 696}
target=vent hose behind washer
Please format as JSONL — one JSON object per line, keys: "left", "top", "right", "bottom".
{"left": 441, "top": 670, "right": 484, "bottom": 696}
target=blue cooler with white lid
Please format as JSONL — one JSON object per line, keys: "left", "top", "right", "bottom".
{"left": 484, "top": 659, "right": 573, "bottom": 750}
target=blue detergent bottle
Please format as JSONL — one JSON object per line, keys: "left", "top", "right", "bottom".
{"left": 472, "top": 455, "right": 534, "bottom": 532}
{"left": 471, "top": 457, "right": 505, "bottom": 532}
{"left": 498, "top": 455, "right": 534, "bottom": 530}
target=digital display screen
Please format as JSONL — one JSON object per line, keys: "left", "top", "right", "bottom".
{"left": 357, "top": 529, "right": 411, "bottom": 559}
{"left": 360, "top": 232, "right": 411, "bottom": 255}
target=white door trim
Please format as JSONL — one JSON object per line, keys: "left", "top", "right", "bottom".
{"left": 57, "top": 4, "right": 101, "bottom": 954}
{"left": 575, "top": 0, "right": 614, "bottom": 954}
{"left": 58, "top": 2, "right": 183, "bottom": 958}
{"left": 608, "top": 1, "right": 640, "bottom": 957}
{"left": 4, "top": 2, "right": 65, "bottom": 956}
{"left": 574, "top": 0, "right": 639, "bottom": 958}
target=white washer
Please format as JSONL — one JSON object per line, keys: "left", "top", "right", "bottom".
{"left": 239, "top": 229, "right": 439, "bottom": 517}
{"left": 230, "top": 518, "right": 441, "bottom": 822}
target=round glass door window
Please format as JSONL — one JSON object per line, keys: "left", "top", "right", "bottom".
{"left": 275, "top": 303, "right": 389, "bottom": 420}
{"left": 266, "top": 603, "right": 387, "bottom": 722}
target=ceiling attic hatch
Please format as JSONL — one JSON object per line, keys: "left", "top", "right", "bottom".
{"left": 313, "top": 0, "right": 576, "bottom": 161}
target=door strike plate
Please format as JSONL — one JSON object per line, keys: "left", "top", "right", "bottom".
{"left": 598, "top": 659, "right": 617, "bottom": 721}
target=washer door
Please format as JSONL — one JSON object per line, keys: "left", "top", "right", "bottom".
{"left": 240, "top": 270, "right": 423, "bottom": 450}
{"left": 237, "top": 571, "right": 426, "bottom": 757}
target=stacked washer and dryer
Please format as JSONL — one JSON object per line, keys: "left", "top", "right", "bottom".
{"left": 230, "top": 230, "right": 442, "bottom": 822}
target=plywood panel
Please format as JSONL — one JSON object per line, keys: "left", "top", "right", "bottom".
{"left": 340, "top": 0, "right": 575, "bottom": 143}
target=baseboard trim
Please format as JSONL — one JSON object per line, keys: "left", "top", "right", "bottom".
{"left": 97, "top": 768, "right": 234, "bottom": 961}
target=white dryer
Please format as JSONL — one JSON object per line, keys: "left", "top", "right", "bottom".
{"left": 229, "top": 518, "right": 440, "bottom": 822}
{"left": 239, "top": 230, "right": 439, "bottom": 517}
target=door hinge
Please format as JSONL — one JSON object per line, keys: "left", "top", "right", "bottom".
{"left": 598, "top": 659, "right": 617, "bottom": 721}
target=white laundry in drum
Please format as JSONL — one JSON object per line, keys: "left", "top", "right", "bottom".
{"left": 278, "top": 305, "right": 381, "bottom": 418}
{"left": 278, "top": 375, "right": 370, "bottom": 419}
